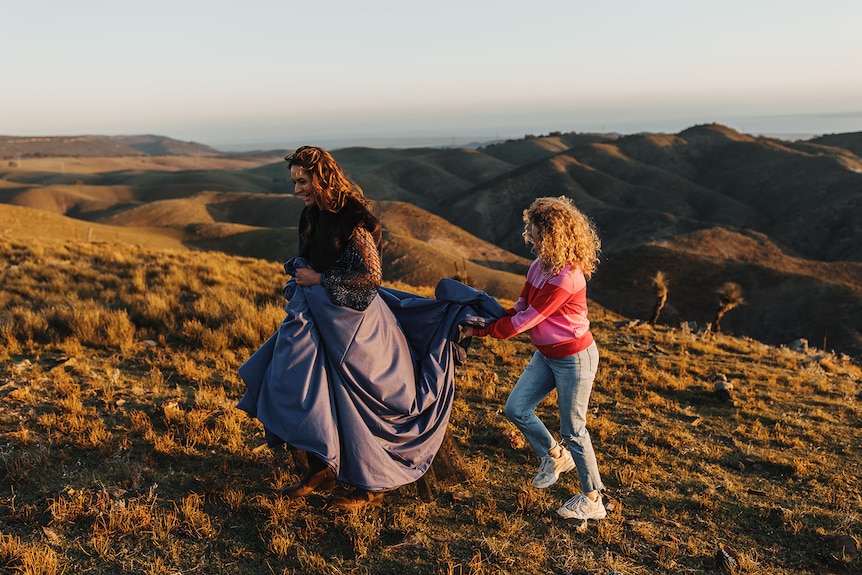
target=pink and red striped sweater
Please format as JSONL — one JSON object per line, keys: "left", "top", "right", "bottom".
{"left": 473, "top": 259, "right": 594, "bottom": 358}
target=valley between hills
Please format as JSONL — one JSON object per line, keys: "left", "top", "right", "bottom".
{"left": 2, "top": 125, "right": 861, "bottom": 356}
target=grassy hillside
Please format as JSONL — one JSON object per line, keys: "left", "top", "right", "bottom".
{"left": 807, "top": 132, "right": 862, "bottom": 159}
{"left": 1, "top": 236, "right": 860, "bottom": 574}
{"left": 0, "top": 203, "right": 189, "bottom": 250}
{"left": 2, "top": 126, "right": 862, "bottom": 357}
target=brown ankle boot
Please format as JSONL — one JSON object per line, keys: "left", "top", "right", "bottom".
{"left": 281, "top": 454, "right": 336, "bottom": 499}
{"left": 330, "top": 487, "right": 384, "bottom": 511}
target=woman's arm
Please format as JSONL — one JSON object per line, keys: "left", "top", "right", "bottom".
{"left": 320, "top": 226, "right": 382, "bottom": 311}
{"left": 472, "top": 280, "right": 572, "bottom": 339}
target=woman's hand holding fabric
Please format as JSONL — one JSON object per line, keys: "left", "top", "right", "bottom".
{"left": 459, "top": 325, "right": 475, "bottom": 340}
{"left": 294, "top": 266, "right": 322, "bottom": 286}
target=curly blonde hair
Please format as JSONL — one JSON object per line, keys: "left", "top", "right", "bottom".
{"left": 285, "top": 146, "right": 369, "bottom": 211}
{"left": 523, "top": 196, "right": 601, "bottom": 278}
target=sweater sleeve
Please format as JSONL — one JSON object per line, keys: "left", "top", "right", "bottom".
{"left": 473, "top": 280, "right": 571, "bottom": 339}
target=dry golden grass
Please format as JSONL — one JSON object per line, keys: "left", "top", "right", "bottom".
{"left": 1, "top": 235, "right": 861, "bottom": 574}
{"left": 0, "top": 204, "right": 190, "bottom": 251}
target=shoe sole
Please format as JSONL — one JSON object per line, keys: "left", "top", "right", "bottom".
{"left": 533, "top": 458, "right": 577, "bottom": 489}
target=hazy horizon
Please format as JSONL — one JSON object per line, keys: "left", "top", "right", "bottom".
{"left": 4, "top": 109, "right": 861, "bottom": 154}
{"left": 206, "top": 109, "right": 862, "bottom": 152}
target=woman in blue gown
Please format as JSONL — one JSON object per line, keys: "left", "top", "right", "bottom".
{"left": 237, "top": 146, "right": 503, "bottom": 511}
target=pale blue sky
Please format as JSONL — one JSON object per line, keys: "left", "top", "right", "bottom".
{"left": 3, "top": 0, "right": 861, "bottom": 149}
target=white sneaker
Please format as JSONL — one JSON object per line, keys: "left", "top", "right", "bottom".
{"left": 557, "top": 494, "right": 607, "bottom": 520}
{"left": 532, "top": 449, "right": 576, "bottom": 489}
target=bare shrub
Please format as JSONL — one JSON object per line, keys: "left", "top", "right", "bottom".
{"left": 650, "top": 270, "right": 669, "bottom": 325}
{"left": 712, "top": 281, "right": 745, "bottom": 333}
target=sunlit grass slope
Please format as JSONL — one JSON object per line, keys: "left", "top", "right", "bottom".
{"left": 1, "top": 234, "right": 861, "bottom": 574}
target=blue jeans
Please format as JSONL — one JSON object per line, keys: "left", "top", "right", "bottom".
{"left": 504, "top": 342, "right": 604, "bottom": 494}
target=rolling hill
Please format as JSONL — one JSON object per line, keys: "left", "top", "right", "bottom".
{"left": 1, "top": 125, "right": 861, "bottom": 355}
{"left": 0, "top": 134, "right": 222, "bottom": 158}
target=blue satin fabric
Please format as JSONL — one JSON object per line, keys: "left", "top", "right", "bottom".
{"left": 237, "top": 269, "right": 503, "bottom": 492}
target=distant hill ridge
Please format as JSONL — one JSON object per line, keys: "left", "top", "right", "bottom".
{"left": 2, "top": 124, "right": 861, "bottom": 356}
{"left": 0, "top": 134, "right": 221, "bottom": 159}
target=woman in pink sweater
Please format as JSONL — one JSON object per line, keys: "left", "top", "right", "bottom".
{"left": 463, "top": 196, "right": 606, "bottom": 521}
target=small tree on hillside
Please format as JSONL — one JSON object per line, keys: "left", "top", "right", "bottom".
{"left": 649, "top": 271, "right": 668, "bottom": 326}
{"left": 712, "top": 281, "right": 745, "bottom": 333}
